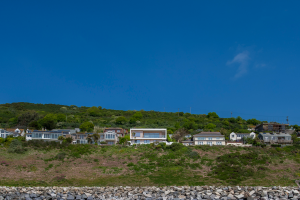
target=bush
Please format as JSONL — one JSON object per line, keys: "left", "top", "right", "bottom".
{"left": 8, "top": 139, "right": 26, "bottom": 154}
{"left": 55, "top": 152, "right": 67, "bottom": 160}
{"left": 167, "top": 143, "right": 184, "bottom": 151}
{"left": 271, "top": 144, "right": 281, "bottom": 147}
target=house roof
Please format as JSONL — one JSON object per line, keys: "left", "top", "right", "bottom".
{"left": 193, "top": 132, "right": 224, "bottom": 137}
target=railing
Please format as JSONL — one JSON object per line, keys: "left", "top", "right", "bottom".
{"left": 264, "top": 139, "right": 292, "bottom": 144}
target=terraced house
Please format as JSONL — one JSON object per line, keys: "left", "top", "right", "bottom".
{"left": 130, "top": 128, "right": 167, "bottom": 144}
{"left": 193, "top": 132, "right": 225, "bottom": 146}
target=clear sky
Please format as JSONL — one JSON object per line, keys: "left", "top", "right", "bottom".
{"left": 1, "top": 1, "right": 299, "bottom": 124}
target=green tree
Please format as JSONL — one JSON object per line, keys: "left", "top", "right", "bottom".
{"left": 18, "top": 111, "right": 40, "bottom": 126}
{"left": 207, "top": 112, "right": 219, "bottom": 118}
{"left": 119, "top": 135, "right": 130, "bottom": 145}
{"left": 132, "top": 112, "right": 143, "bottom": 120}
{"left": 57, "top": 114, "right": 66, "bottom": 122}
{"left": 87, "top": 106, "right": 101, "bottom": 117}
{"left": 205, "top": 123, "right": 216, "bottom": 130}
{"left": 28, "top": 121, "right": 42, "bottom": 130}
{"left": 86, "top": 134, "right": 93, "bottom": 144}
{"left": 79, "top": 121, "right": 94, "bottom": 132}
{"left": 246, "top": 118, "right": 261, "bottom": 125}
{"left": 39, "top": 114, "right": 57, "bottom": 130}
{"left": 116, "top": 116, "right": 127, "bottom": 125}
{"left": 92, "top": 133, "right": 100, "bottom": 144}
{"left": 129, "top": 117, "right": 137, "bottom": 124}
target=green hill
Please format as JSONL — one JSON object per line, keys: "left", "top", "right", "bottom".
{"left": 0, "top": 102, "right": 267, "bottom": 138}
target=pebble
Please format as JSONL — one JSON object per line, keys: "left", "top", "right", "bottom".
{"left": 0, "top": 186, "right": 298, "bottom": 199}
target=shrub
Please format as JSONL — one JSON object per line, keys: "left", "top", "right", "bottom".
{"left": 55, "top": 152, "right": 67, "bottom": 160}
{"left": 8, "top": 139, "right": 26, "bottom": 154}
{"left": 53, "top": 174, "right": 66, "bottom": 182}
{"left": 167, "top": 143, "right": 184, "bottom": 151}
{"left": 271, "top": 144, "right": 281, "bottom": 147}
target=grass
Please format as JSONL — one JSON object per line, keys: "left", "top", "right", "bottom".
{"left": 1, "top": 143, "right": 300, "bottom": 186}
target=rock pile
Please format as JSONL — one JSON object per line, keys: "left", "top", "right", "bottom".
{"left": 0, "top": 186, "right": 299, "bottom": 200}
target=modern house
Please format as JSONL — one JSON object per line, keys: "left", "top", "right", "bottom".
{"left": 255, "top": 123, "right": 289, "bottom": 133}
{"left": 130, "top": 128, "right": 167, "bottom": 144}
{"left": 29, "top": 128, "right": 80, "bottom": 141}
{"left": 193, "top": 132, "right": 225, "bottom": 146}
{"left": 258, "top": 132, "right": 292, "bottom": 144}
{"left": 30, "top": 130, "right": 63, "bottom": 141}
{"left": 229, "top": 132, "right": 256, "bottom": 141}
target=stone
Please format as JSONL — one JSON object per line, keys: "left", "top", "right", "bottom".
{"left": 67, "top": 195, "right": 75, "bottom": 200}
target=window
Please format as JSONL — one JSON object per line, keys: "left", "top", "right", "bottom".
{"left": 27, "top": 135, "right": 32, "bottom": 137}
{"left": 105, "top": 134, "right": 115, "bottom": 139}
{"left": 198, "top": 141, "right": 203, "bottom": 145}
{"left": 79, "top": 135, "right": 85, "bottom": 139}
{"left": 107, "top": 141, "right": 114, "bottom": 145}
{"left": 100, "top": 135, "right": 104, "bottom": 139}
{"left": 144, "top": 140, "right": 150, "bottom": 144}
{"left": 197, "top": 137, "right": 205, "bottom": 140}
{"left": 208, "top": 137, "right": 212, "bottom": 140}
{"left": 216, "top": 142, "right": 222, "bottom": 145}
{"left": 117, "top": 130, "right": 120, "bottom": 133}
{"left": 134, "top": 140, "right": 140, "bottom": 144}
{"left": 207, "top": 141, "right": 212, "bottom": 146}
{"left": 144, "top": 133, "right": 161, "bottom": 138}
{"left": 44, "top": 134, "right": 50, "bottom": 138}
{"left": 1, "top": 134, "right": 4, "bottom": 138}
{"left": 133, "top": 132, "right": 141, "bottom": 137}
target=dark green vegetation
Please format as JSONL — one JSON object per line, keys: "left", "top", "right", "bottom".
{"left": 0, "top": 141, "right": 300, "bottom": 186}
{"left": 0, "top": 102, "right": 271, "bottom": 139}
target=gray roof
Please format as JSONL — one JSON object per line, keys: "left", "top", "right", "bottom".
{"left": 194, "top": 132, "right": 224, "bottom": 137}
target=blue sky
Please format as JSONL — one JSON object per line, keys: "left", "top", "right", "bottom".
{"left": 1, "top": 1, "right": 300, "bottom": 124}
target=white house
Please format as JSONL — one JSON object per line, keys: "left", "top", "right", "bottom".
{"left": 230, "top": 132, "right": 256, "bottom": 141}
{"left": 0, "top": 129, "right": 13, "bottom": 139}
{"left": 193, "top": 132, "right": 225, "bottom": 146}
{"left": 130, "top": 128, "right": 167, "bottom": 144}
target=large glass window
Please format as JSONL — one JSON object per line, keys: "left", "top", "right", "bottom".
{"left": 207, "top": 142, "right": 212, "bottom": 145}
{"left": 133, "top": 132, "right": 141, "bottom": 137}
{"left": 44, "top": 134, "right": 50, "bottom": 138}
{"left": 198, "top": 141, "right": 203, "bottom": 145}
{"left": 134, "top": 140, "right": 140, "bottom": 144}
{"left": 144, "top": 133, "right": 161, "bottom": 138}
{"left": 144, "top": 140, "right": 150, "bottom": 144}
{"left": 197, "top": 137, "right": 205, "bottom": 140}
{"left": 208, "top": 137, "right": 212, "bottom": 140}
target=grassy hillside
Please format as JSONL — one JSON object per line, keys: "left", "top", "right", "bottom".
{"left": 0, "top": 141, "right": 300, "bottom": 187}
{"left": 0, "top": 102, "right": 268, "bottom": 138}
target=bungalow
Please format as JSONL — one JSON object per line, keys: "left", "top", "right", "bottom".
{"left": 30, "top": 130, "right": 63, "bottom": 141}
{"left": 258, "top": 132, "right": 292, "bottom": 144}
{"left": 229, "top": 132, "right": 256, "bottom": 141}
{"left": 193, "top": 132, "right": 225, "bottom": 146}
{"left": 130, "top": 128, "right": 167, "bottom": 144}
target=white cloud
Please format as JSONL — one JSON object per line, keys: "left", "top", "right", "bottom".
{"left": 227, "top": 51, "right": 250, "bottom": 78}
